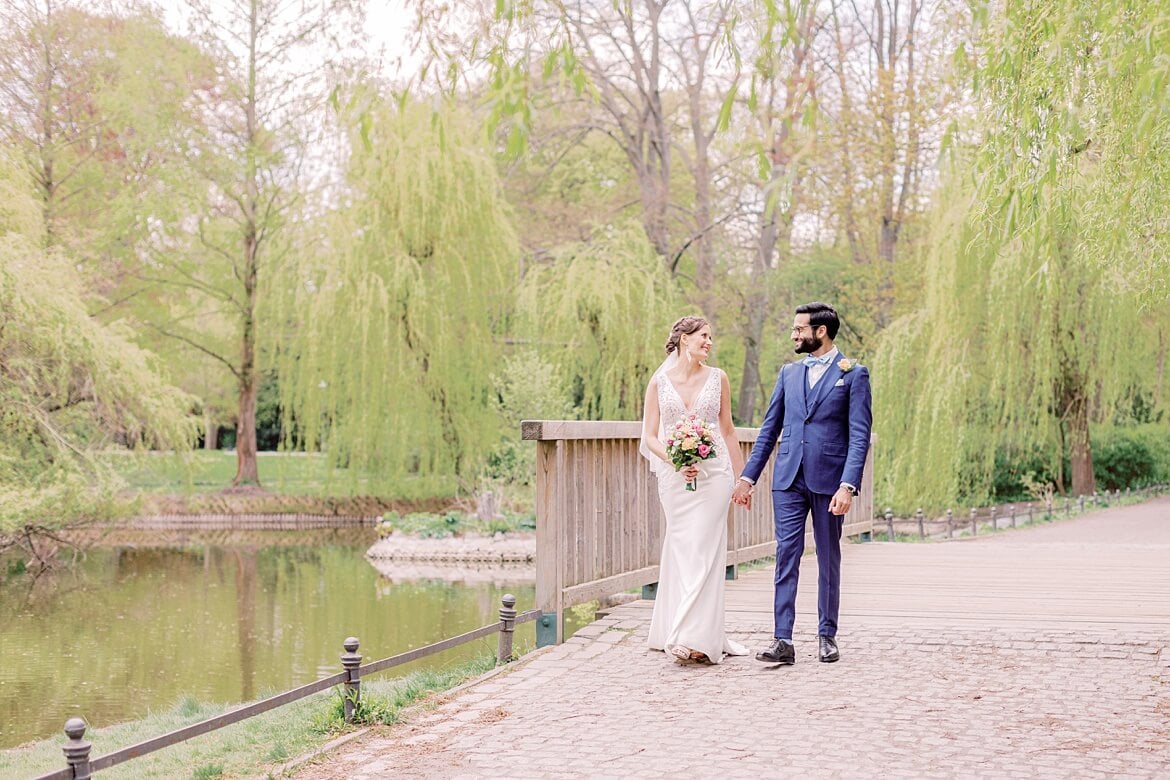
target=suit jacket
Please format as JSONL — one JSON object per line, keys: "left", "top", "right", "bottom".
{"left": 741, "top": 354, "right": 872, "bottom": 495}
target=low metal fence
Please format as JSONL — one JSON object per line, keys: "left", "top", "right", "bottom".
{"left": 36, "top": 595, "right": 540, "bottom": 780}
{"left": 876, "top": 483, "right": 1169, "bottom": 541}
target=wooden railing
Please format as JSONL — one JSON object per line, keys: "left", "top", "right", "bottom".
{"left": 522, "top": 420, "right": 874, "bottom": 644}
{"left": 35, "top": 596, "right": 539, "bottom": 780}
{"left": 876, "top": 484, "right": 1170, "bottom": 541}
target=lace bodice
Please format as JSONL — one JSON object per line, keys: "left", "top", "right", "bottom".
{"left": 658, "top": 368, "right": 724, "bottom": 451}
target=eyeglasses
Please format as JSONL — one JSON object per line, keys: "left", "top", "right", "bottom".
{"left": 790, "top": 325, "right": 811, "bottom": 334}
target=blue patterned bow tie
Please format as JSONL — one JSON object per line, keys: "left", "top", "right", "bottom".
{"left": 802, "top": 354, "right": 833, "bottom": 368}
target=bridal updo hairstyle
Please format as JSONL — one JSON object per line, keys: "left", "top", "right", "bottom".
{"left": 665, "top": 316, "right": 709, "bottom": 355}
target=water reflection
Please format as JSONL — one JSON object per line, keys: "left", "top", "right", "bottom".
{"left": 0, "top": 530, "right": 536, "bottom": 749}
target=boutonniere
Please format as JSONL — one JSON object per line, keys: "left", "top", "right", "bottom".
{"left": 837, "top": 358, "right": 855, "bottom": 373}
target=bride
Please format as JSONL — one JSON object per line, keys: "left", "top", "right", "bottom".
{"left": 640, "top": 316, "right": 750, "bottom": 664}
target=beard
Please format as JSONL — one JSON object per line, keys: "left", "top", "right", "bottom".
{"left": 794, "top": 333, "right": 823, "bottom": 354}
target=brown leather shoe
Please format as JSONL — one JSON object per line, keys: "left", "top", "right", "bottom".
{"left": 755, "top": 638, "right": 795, "bottom": 664}
{"left": 818, "top": 635, "right": 840, "bottom": 663}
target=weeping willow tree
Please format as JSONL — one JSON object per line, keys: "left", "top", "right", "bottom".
{"left": 515, "top": 219, "right": 687, "bottom": 420}
{"left": 0, "top": 149, "right": 196, "bottom": 561}
{"left": 276, "top": 97, "right": 517, "bottom": 489}
{"left": 873, "top": 1, "right": 1170, "bottom": 510}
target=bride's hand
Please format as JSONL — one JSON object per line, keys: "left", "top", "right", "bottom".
{"left": 680, "top": 465, "right": 699, "bottom": 480}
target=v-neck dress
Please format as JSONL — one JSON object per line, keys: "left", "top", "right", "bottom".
{"left": 647, "top": 368, "right": 748, "bottom": 662}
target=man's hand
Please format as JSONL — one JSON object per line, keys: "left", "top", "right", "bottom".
{"left": 731, "top": 480, "right": 753, "bottom": 509}
{"left": 828, "top": 486, "right": 853, "bottom": 516}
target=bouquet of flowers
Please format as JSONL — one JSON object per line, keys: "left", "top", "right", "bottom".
{"left": 665, "top": 414, "right": 718, "bottom": 491}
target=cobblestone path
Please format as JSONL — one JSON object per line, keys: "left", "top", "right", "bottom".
{"left": 295, "top": 498, "right": 1170, "bottom": 779}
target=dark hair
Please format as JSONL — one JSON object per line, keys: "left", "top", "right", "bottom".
{"left": 665, "top": 316, "right": 709, "bottom": 354}
{"left": 796, "top": 302, "right": 839, "bottom": 340}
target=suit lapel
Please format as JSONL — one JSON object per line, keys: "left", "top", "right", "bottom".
{"left": 806, "top": 354, "right": 844, "bottom": 418}
{"left": 793, "top": 362, "right": 808, "bottom": 412}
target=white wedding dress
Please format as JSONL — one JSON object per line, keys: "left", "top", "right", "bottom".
{"left": 647, "top": 367, "right": 750, "bottom": 663}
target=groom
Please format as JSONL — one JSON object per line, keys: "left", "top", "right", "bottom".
{"left": 732, "top": 302, "right": 872, "bottom": 665}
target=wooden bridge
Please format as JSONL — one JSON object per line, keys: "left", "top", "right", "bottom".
{"left": 521, "top": 419, "right": 875, "bottom": 644}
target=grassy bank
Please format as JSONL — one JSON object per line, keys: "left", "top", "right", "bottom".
{"left": 105, "top": 451, "right": 460, "bottom": 515}
{"left": 1, "top": 653, "right": 499, "bottom": 779}
{"left": 109, "top": 451, "right": 454, "bottom": 499}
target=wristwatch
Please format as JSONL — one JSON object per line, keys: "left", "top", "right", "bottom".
{"left": 840, "top": 482, "right": 858, "bottom": 496}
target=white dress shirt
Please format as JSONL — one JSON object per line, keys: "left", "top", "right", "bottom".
{"left": 807, "top": 347, "right": 839, "bottom": 388}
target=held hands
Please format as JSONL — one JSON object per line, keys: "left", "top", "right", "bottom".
{"left": 828, "top": 486, "right": 853, "bottom": 516}
{"left": 731, "top": 479, "right": 753, "bottom": 510}
{"left": 679, "top": 464, "right": 700, "bottom": 481}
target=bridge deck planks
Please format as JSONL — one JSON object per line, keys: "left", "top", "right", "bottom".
{"left": 697, "top": 497, "right": 1170, "bottom": 633}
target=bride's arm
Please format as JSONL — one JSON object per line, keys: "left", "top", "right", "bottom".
{"left": 718, "top": 370, "right": 745, "bottom": 476}
{"left": 641, "top": 378, "right": 669, "bottom": 464}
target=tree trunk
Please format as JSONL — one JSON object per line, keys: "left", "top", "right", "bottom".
{"left": 736, "top": 294, "right": 768, "bottom": 424}
{"left": 234, "top": 369, "right": 259, "bottom": 484}
{"left": 1155, "top": 326, "right": 1165, "bottom": 411}
{"left": 1064, "top": 382, "right": 1096, "bottom": 497}
{"left": 691, "top": 150, "right": 715, "bottom": 312}
{"left": 735, "top": 8, "right": 816, "bottom": 421}
{"left": 233, "top": 203, "right": 260, "bottom": 485}
{"left": 737, "top": 191, "right": 778, "bottom": 423}
{"left": 204, "top": 409, "right": 218, "bottom": 450}
{"left": 233, "top": 0, "right": 261, "bottom": 487}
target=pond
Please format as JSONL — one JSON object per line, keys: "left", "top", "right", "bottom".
{"left": 0, "top": 528, "right": 546, "bottom": 749}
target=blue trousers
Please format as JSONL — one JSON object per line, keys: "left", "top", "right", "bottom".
{"left": 771, "top": 467, "right": 844, "bottom": 639}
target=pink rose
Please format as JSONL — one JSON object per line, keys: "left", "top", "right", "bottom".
{"left": 698, "top": 444, "right": 710, "bottom": 457}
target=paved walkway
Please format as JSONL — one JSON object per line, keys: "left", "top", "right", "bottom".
{"left": 298, "top": 498, "right": 1170, "bottom": 779}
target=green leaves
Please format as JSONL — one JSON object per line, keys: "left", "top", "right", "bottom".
{"left": 277, "top": 97, "right": 518, "bottom": 486}
{"left": 0, "top": 149, "right": 197, "bottom": 537}
{"left": 513, "top": 219, "right": 685, "bottom": 421}
{"left": 716, "top": 82, "right": 739, "bottom": 133}
{"left": 873, "top": 0, "right": 1170, "bottom": 509}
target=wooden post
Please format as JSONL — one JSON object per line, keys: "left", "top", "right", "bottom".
{"left": 341, "top": 637, "right": 362, "bottom": 723}
{"left": 1078, "top": 495, "right": 1085, "bottom": 514}
{"left": 1009, "top": 504, "right": 1016, "bottom": 529}
{"left": 915, "top": 508, "right": 925, "bottom": 540}
{"left": 533, "top": 436, "right": 562, "bottom": 647}
{"left": 476, "top": 490, "right": 499, "bottom": 523}
{"left": 885, "top": 508, "right": 894, "bottom": 542}
{"left": 62, "top": 718, "right": 92, "bottom": 780}
{"left": 497, "top": 594, "right": 517, "bottom": 664}
{"left": 946, "top": 509, "right": 953, "bottom": 538}
{"left": 969, "top": 507, "right": 977, "bottom": 535}
{"left": 990, "top": 505, "right": 998, "bottom": 531}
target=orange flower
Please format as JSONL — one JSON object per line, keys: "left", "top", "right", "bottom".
{"left": 838, "top": 358, "right": 854, "bottom": 373}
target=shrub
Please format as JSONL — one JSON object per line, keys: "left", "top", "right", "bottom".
{"left": 377, "top": 511, "right": 467, "bottom": 538}
{"left": 1093, "top": 424, "right": 1170, "bottom": 490}
{"left": 482, "top": 439, "right": 533, "bottom": 486}
{"left": 992, "top": 445, "right": 1059, "bottom": 502}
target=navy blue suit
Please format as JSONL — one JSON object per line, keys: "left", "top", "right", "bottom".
{"left": 741, "top": 354, "right": 872, "bottom": 640}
